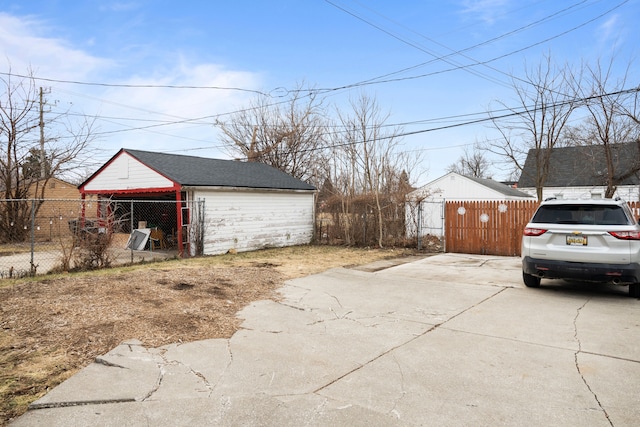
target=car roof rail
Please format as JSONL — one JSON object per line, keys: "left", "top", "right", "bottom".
{"left": 544, "top": 197, "right": 557, "bottom": 201}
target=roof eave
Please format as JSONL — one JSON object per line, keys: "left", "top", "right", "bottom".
{"left": 183, "top": 185, "right": 316, "bottom": 193}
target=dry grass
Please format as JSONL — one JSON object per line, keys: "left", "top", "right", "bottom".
{"left": 0, "top": 245, "right": 419, "bottom": 425}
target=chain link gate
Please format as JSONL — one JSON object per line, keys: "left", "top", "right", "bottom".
{"left": 405, "top": 199, "right": 445, "bottom": 251}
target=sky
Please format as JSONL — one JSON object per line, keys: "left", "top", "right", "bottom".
{"left": 0, "top": 0, "right": 638, "bottom": 186}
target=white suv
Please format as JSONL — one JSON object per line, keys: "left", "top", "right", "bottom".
{"left": 522, "top": 198, "right": 640, "bottom": 297}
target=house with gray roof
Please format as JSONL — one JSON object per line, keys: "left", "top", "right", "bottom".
{"left": 79, "top": 148, "right": 316, "bottom": 256}
{"left": 408, "top": 172, "right": 533, "bottom": 202}
{"left": 518, "top": 143, "right": 640, "bottom": 201}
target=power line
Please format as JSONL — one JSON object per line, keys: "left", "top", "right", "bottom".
{"left": 0, "top": 70, "right": 272, "bottom": 97}
{"left": 317, "top": 0, "right": 629, "bottom": 92}
{"left": 350, "top": 0, "right": 590, "bottom": 85}
{"left": 2, "top": 1, "right": 627, "bottom": 107}
{"left": 154, "top": 85, "right": 640, "bottom": 156}
{"left": 43, "top": 82, "right": 640, "bottom": 154}
{"left": 2, "top": 2, "right": 633, "bottom": 150}
{"left": 0, "top": 0, "right": 628, "bottom": 149}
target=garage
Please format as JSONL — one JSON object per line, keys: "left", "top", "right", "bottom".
{"left": 79, "top": 149, "right": 316, "bottom": 256}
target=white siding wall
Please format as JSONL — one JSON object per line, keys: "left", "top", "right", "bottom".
{"left": 193, "top": 189, "right": 315, "bottom": 255}
{"left": 84, "top": 153, "right": 174, "bottom": 191}
{"left": 520, "top": 185, "right": 640, "bottom": 202}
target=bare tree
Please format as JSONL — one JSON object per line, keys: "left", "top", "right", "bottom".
{"left": 330, "top": 94, "right": 418, "bottom": 248}
{"left": 326, "top": 133, "right": 357, "bottom": 245}
{"left": 570, "top": 59, "right": 640, "bottom": 198}
{"left": 484, "top": 54, "right": 578, "bottom": 200}
{"left": 0, "top": 69, "right": 96, "bottom": 243}
{"left": 216, "top": 84, "right": 327, "bottom": 184}
{"left": 446, "top": 143, "right": 491, "bottom": 178}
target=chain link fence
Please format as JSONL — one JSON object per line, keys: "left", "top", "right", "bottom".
{"left": 0, "top": 198, "right": 205, "bottom": 279}
{"left": 405, "top": 199, "right": 446, "bottom": 252}
{"left": 315, "top": 194, "right": 444, "bottom": 251}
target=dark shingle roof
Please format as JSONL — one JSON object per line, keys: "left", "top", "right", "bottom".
{"left": 518, "top": 143, "right": 640, "bottom": 188}
{"left": 118, "top": 149, "right": 315, "bottom": 191}
{"left": 464, "top": 175, "right": 532, "bottom": 198}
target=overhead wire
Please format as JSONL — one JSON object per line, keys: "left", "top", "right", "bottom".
{"left": 338, "top": 0, "right": 592, "bottom": 86}
{"left": 0, "top": 70, "right": 273, "bottom": 97}
{"left": 2, "top": 1, "right": 632, "bottom": 153}
{"left": 4, "top": 1, "right": 626, "bottom": 101}
{"left": 316, "top": 0, "right": 629, "bottom": 92}
{"left": 145, "top": 85, "right": 640, "bottom": 156}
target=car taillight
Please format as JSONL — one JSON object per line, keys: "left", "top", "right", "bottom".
{"left": 524, "top": 227, "right": 547, "bottom": 236}
{"left": 608, "top": 231, "right": 640, "bottom": 240}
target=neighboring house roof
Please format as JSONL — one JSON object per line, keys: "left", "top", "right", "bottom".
{"left": 81, "top": 148, "right": 316, "bottom": 192}
{"left": 518, "top": 143, "right": 640, "bottom": 188}
{"left": 464, "top": 175, "right": 532, "bottom": 198}
{"left": 409, "top": 172, "right": 533, "bottom": 200}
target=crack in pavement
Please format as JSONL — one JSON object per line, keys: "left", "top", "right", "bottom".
{"left": 284, "top": 284, "right": 312, "bottom": 305}
{"left": 94, "top": 357, "right": 128, "bottom": 369}
{"left": 329, "top": 306, "right": 352, "bottom": 319}
{"left": 312, "top": 287, "right": 508, "bottom": 394}
{"left": 157, "top": 343, "right": 231, "bottom": 399}
{"left": 573, "top": 299, "right": 614, "bottom": 427}
{"left": 190, "top": 368, "right": 215, "bottom": 395}
{"left": 309, "top": 397, "right": 328, "bottom": 423}
{"left": 310, "top": 323, "right": 439, "bottom": 395}
{"left": 387, "top": 355, "right": 406, "bottom": 420}
{"left": 278, "top": 301, "right": 309, "bottom": 312}
{"left": 326, "top": 292, "right": 343, "bottom": 308}
{"left": 140, "top": 365, "right": 165, "bottom": 402}
{"left": 208, "top": 339, "right": 234, "bottom": 395}
{"left": 28, "top": 398, "right": 136, "bottom": 410}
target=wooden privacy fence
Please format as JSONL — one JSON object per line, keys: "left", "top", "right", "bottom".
{"left": 445, "top": 200, "right": 538, "bottom": 257}
{"left": 445, "top": 200, "right": 640, "bottom": 257}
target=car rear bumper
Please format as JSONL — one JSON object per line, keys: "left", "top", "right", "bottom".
{"left": 522, "top": 256, "right": 640, "bottom": 284}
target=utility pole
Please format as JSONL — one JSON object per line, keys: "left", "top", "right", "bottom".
{"left": 39, "top": 87, "right": 45, "bottom": 179}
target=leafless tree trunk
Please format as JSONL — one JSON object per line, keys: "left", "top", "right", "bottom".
{"left": 483, "top": 54, "right": 578, "bottom": 200}
{"left": 327, "top": 132, "right": 358, "bottom": 245}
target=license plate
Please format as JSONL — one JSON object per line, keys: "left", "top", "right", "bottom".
{"left": 566, "top": 235, "right": 588, "bottom": 246}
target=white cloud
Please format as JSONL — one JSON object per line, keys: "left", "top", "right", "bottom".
{"left": 0, "top": 12, "right": 264, "bottom": 165}
{"left": 0, "top": 12, "right": 111, "bottom": 79}
{"left": 94, "top": 58, "right": 263, "bottom": 158}
{"left": 460, "top": 0, "right": 510, "bottom": 25}
{"left": 597, "top": 14, "right": 621, "bottom": 49}
{"left": 99, "top": 2, "right": 140, "bottom": 12}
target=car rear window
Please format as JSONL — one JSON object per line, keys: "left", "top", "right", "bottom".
{"left": 531, "top": 204, "right": 631, "bottom": 225}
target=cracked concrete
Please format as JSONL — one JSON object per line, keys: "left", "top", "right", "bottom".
{"left": 12, "top": 253, "right": 640, "bottom": 426}
{"left": 572, "top": 299, "right": 612, "bottom": 425}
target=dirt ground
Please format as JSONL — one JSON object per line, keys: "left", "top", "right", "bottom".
{"left": 0, "top": 245, "right": 421, "bottom": 425}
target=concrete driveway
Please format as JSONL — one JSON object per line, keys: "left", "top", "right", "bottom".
{"left": 11, "top": 253, "right": 640, "bottom": 426}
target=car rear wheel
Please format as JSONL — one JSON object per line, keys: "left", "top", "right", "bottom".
{"left": 523, "top": 272, "right": 541, "bottom": 288}
{"left": 630, "top": 283, "right": 640, "bottom": 298}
